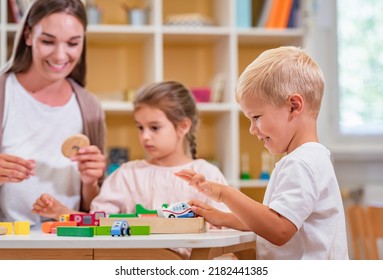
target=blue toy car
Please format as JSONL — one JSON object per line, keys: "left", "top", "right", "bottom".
{"left": 111, "top": 220, "right": 132, "bottom": 237}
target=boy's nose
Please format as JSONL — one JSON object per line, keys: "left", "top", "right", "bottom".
{"left": 249, "top": 123, "right": 259, "bottom": 135}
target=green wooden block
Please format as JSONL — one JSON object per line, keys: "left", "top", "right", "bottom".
{"left": 57, "top": 226, "right": 94, "bottom": 237}
{"left": 131, "top": 225, "right": 150, "bottom": 235}
{"left": 94, "top": 226, "right": 111, "bottom": 236}
{"left": 109, "top": 213, "right": 137, "bottom": 218}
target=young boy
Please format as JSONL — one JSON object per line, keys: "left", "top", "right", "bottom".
{"left": 175, "top": 46, "right": 349, "bottom": 260}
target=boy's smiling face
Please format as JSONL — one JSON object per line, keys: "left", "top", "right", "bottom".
{"left": 239, "top": 94, "right": 298, "bottom": 154}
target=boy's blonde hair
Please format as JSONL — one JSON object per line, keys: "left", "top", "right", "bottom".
{"left": 235, "top": 46, "right": 324, "bottom": 117}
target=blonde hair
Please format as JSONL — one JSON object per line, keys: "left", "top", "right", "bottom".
{"left": 235, "top": 46, "right": 324, "bottom": 117}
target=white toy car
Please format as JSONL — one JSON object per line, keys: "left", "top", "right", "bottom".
{"left": 158, "top": 202, "right": 195, "bottom": 218}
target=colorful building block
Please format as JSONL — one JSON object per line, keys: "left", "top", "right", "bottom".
{"left": 57, "top": 226, "right": 94, "bottom": 237}
{"left": 14, "top": 221, "right": 30, "bottom": 235}
{"left": 42, "top": 221, "right": 77, "bottom": 234}
{"left": 0, "top": 222, "right": 13, "bottom": 234}
{"left": 108, "top": 213, "right": 137, "bottom": 218}
{"left": 94, "top": 226, "right": 111, "bottom": 236}
{"left": 131, "top": 225, "right": 150, "bottom": 235}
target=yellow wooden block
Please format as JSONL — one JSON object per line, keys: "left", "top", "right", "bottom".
{"left": 0, "top": 222, "right": 13, "bottom": 234}
{"left": 100, "top": 217, "right": 206, "bottom": 234}
{"left": 14, "top": 221, "right": 30, "bottom": 235}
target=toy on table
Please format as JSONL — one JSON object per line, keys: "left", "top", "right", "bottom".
{"left": 0, "top": 222, "right": 12, "bottom": 235}
{"left": 61, "top": 134, "right": 90, "bottom": 158}
{"left": 57, "top": 226, "right": 94, "bottom": 237}
{"left": 41, "top": 221, "right": 77, "bottom": 234}
{"left": 0, "top": 226, "right": 7, "bottom": 235}
{"left": 157, "top": 202, "right": 195, "bottom": 218}
{"left": 14, "top": 221, "right": 30, "bottom": 235}
{"left": 111, "top": 220, "right": 131, "bottom": 237}
{"left": 69, "top": 211, "right": 106, "bottom": 226}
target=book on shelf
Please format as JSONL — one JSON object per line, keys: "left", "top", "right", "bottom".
{"left": 287, "top": 0, "right": 301, "bottom": 28}
{"left": 257, "top": 0, "right": 300, "bottom": 29}
{"left": 266, "top": 0, "right": 294, "bottom": 29}
{"left": 236, "top": 0, "right": 252, "bottom": 28}
{"left": 252, "top": 0, "right": 266, "bottom": 27}
{"left": 256, "top": 0, "right": 273, "bottom": 27}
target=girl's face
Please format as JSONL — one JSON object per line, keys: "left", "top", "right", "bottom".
{"left": 134, "top": 105, "right": 189, "bottom": 166}
{"left": 239, "top": 94, "right": 297, "bottom": 154}
{"left": 25, "top": 12, "right": 84, "bottom": 82}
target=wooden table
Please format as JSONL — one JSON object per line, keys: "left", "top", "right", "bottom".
{"left": 0, "top": 228, "right": 256, "bottom": 260}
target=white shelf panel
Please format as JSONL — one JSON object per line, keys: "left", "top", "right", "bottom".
{"left": 238, "top": 28, "right": 304, "bottom": 45}
{"left": 101, "top": 101, "right": 235, "bottom": 114}
{"left": 239, "top": 179, "right": 269, "bottom": 188}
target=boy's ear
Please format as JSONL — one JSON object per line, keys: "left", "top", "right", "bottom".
{"left": 288, "top": 94, "right": 303, "bottom": 115}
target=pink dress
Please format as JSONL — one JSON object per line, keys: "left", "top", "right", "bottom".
{"left": 91, "top": 159, "right": 229, "bottom": 214}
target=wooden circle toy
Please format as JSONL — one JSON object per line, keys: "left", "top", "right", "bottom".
{"left": 61, "top": 134, "right": 90, "bottom": 158}
{"left": 0, "top": 226, "right": 7, "bottom": 235}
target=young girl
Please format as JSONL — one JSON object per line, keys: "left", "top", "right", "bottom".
{"left": 33, "top": 81, "right": 228, "bottom": 221}
{"left": 90, "top": 81, "right": 229, "bottom": 215}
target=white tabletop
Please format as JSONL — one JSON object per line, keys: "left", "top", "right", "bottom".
{"left": 0, "top": 228, "right": 256, "bottom": 249}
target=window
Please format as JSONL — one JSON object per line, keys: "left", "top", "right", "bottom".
{"left": 337, "top": 0, "right": 383, "bottom": 135}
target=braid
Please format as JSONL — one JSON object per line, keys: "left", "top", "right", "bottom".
{"left": 188, "top": 130, "right": 197, "bottom": 159}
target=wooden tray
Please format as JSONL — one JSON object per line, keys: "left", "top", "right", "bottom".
{"left": 99, "top": 217, "right": 206, "bottom": 234}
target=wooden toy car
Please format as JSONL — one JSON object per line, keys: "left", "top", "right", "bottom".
{"left": 111, "top": 220, "right": 131, "bottom": 237}
{"left": 158, "top": 202, "right": 195, "bottom": 218}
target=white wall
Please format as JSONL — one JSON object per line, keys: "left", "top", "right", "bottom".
{"left": 306, "top": 0, "right": 383, "bottom": 196}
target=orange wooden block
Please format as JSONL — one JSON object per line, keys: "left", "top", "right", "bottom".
{"left": 42, "top": 221, "right": 77, "bottom": 234}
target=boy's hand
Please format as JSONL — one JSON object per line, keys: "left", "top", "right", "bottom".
{"left": 174, "top": 169, "right": 223, "bottom": 202}
{"left": 32, "top": 193, "right": 68, "bottom": 221}
{"left": 188, "top": 199, "right": 228, "bottom": 228}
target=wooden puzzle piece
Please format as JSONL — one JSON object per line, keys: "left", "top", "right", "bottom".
{"left": 61, "top": 134, "right": 90, "bottom": 158}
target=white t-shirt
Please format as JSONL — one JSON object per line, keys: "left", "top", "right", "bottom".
{"left": 91, "top": 159, "right": 229, "bottom": 214}
{"left": 0, "top": 73, "right": 83, "bottom": 226}
{"left": 256, "top": 142, "right": 349, "bottom": 260}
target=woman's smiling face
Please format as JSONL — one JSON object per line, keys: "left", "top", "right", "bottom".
{"left": 25, "top": 12, "right": 84, "bottom": 82}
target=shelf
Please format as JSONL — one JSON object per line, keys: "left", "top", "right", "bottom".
{"left": 101, "top": 101, "right": 235, "bottom": 114}
{"left": 239, "top": 179, "right": 269, "bottom": 188}
{"left": 237, "top": 28, "right": 305, "bottom": 45}
{"left": 0, "top": 0, "right": 307, "bottom": 189}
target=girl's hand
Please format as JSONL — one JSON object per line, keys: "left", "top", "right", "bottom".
{"left": 175, "top": 169, "right": 223, "bottom": 202}
{"left": 71, "top": 145, "right": 105, "bottom": 187}
{"left": 32, "top": 193, "right": 68, "bottom": 221}
{"left": 0, "top": 154, "right": 35, "bottom": 184}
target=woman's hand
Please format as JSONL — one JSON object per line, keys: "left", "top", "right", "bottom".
{"left": 0, "top": 154, "right": 35, "bottom": 184}
{"left": 72, "top": 145, "right": 105, "bottom": 187}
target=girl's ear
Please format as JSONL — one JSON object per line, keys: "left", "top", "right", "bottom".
{"left": 177, "top": 118, "right": 192, "bottom": 136}
{"left": 288, "top": 94, "right": 303, "bottom": 116}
